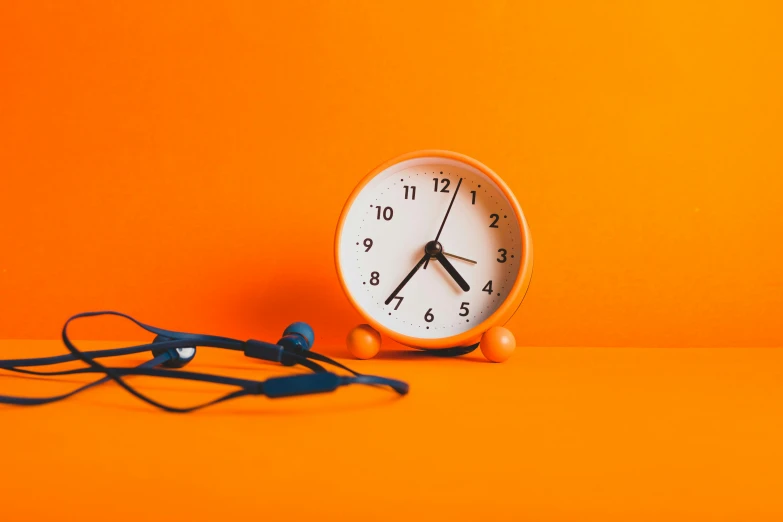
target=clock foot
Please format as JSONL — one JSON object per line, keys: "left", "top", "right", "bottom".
{"left": 480, "top": 327, "right": 516, "bottom": 363}
{"left": 347, "top": 324, "right": 381, "bottom": 359}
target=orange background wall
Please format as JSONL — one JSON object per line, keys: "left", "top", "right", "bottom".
{"left": 1, "top": 1, "right": 781, "bottom": 348}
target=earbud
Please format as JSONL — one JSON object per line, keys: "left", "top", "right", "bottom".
{"left": 277, "top": 322, "right": 315, "bottom": 366}
{"left": 151, "top": 335, "right": 197, "bottom": 368}
{"left": 281, "top": 322, "right": 315, "bottom": 349}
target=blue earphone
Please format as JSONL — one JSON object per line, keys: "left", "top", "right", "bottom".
{"left": 0, "top": 311, "right": 409, "bottom": 412}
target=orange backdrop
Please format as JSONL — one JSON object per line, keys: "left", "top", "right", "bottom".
{"left": 1, "top": 0, "right": 781, "bottom": 348}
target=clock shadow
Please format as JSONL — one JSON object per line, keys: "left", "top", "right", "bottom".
{"left": 371, "top": 347, "right": 491, "bottom": 364}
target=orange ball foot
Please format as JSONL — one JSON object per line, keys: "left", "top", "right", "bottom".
{"left": 346, "top": 324, "right": 381, "bottom": 359}
{"left": 480, "top": 326, "right": 516, "bottom": 363}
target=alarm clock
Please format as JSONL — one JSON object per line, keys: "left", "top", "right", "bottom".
{"left": 334, "top": 150, "right": 533, "bottom": 362}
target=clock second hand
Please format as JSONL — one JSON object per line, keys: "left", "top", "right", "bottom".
{"left": 442, "top": 252, "right": 477, "bottom": 265}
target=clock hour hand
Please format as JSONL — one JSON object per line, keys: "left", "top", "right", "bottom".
{"left": 384, "top": 253, "right": 429, "bottom": 305}
{"left": 434, "top": 252, "right": 470, "bottom": 292}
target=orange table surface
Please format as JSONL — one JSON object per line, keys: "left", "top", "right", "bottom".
{"left": 1, "top": 340, "right": 782, "bottom": 521}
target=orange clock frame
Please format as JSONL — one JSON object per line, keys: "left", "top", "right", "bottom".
{"left": 334, "top": 150, "right": 534, "bottom": 350}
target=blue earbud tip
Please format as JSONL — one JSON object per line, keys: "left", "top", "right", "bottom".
{"left": 283, "top": 322, "right": 315, "bottom": 349}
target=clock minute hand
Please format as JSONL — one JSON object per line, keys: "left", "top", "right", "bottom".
{"left": 425, "top": 177, "right": 464, "bottom": 270}
{"left": 434, "top": 177, "right": 463, "bottom": 243}
{"left": 384, "top": 253, "right": 429, "bottom": 305}
{"left": 434, "top": 252, "right": 470, "bottom": 292}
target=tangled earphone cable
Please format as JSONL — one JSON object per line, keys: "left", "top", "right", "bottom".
{"left": 0, "top": 311, "right": 408, "bottom": 412}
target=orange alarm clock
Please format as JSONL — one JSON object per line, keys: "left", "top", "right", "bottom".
{"left": 334, "top": 150, "right": 533, "bottom": 362}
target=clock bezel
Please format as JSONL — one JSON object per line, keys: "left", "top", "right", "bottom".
{"left": 334, "top": 150, "right": 533, "bottom": 349}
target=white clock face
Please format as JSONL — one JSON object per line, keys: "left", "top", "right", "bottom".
{"left": 337, "top": 156, "right": 524, "bottom": 341}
